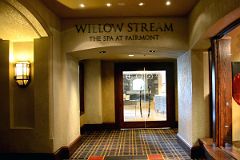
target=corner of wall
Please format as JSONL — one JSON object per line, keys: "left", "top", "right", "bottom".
{"left": 177, "top": 52, "right": 193, "bottom": 146}
{"left": 191, "top": 50, "right": 210, "bottom": 146}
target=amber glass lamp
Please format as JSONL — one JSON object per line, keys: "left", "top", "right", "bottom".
{"left": 15, "top": 61, "right": 31, "bottom": 87}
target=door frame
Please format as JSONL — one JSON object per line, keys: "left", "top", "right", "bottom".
{"left": 114, "top": 62, "right": 176, "bottom": 128}
{"left": 209, "top": 18, "right": 240, "bottom": 147}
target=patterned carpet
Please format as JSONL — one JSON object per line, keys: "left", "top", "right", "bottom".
{"left": 70, "top": 129, "right": 191, "bottom": 160}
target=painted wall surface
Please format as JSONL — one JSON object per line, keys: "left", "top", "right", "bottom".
{"left": 80, "top": 114, "right": 86, "bottom": 127}
{"left": 0, "top": 1, "right": 55, "bottom": 152}
{"left": 9, "top": 41, "right": 34, "bottom": 128}
{"left": 189, "top": 0, "right": 240, "bottom": 48}
{"left": 66, "top": 55, "right": 80, "bottom": 144}
{"left": 177, "top": 51, "right": 210, "bottom": 146}
{"left": 0, "top": 38, "right": 53, "bottom": 153}
{"left": 61, "top": 18, "right": 188, "bottom": 54}
{"left": 51, "top": 27, "right": 80, "bottom": 151}
{"left": 177, "top": 52, "right": 193, "bottom": 147}
{"left": 101, "top": 61, "right": 115, "bottom": 123}
{"left": 192, "top": 51, "right": 210, "bottom": 145}
{"left": 17, "top": 0, "right": 81, "bottom": 152}
{"left": 19, "top": 0, "right": 61, "bottom": 31}
{"left": 84, "top": 60, "right": 103, "bottom": 124}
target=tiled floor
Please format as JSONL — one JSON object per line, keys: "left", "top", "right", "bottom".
{"left": 70, "top": 129, "right": 191, "bottom": 160}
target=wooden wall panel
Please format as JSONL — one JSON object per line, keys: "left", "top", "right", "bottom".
{"left": 212, "top": 37, "right": 232, "bottom": 147}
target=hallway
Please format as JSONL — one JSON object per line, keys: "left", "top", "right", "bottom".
{"left": 71, "top": 129, "right": 190, "bottom": 160}
{"left": 1, "top": 0, "right": 240, "bottom": 159}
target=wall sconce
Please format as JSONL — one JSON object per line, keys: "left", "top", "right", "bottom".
{"left": 15, "top": 61, "right": 31, "bottom": 87}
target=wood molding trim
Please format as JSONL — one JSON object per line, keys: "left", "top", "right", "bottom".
{"left": 176, "top": 135, "right": 204, "bottom": 159}
{"left": 114, "top": 62, "right": 176, "bottom": 128}
{"left": 54, "top": 147, "right": 69, "bottom": 160}
{"left": 211, "top": 37, "right": 232, "bottom": 147}
{"left": 54, "top": 135, "right": 82, "bottom": 160}
{"left": 0, "top": 153, "right": 55, "bottom": 160}
{"left": 199, "top": 138, "right": 234, "bottom": 160}
{"left": 69, "top": 135, "right": 82, "bottom": 156}
{"left": 80, "top": 123, "right": 117, "bottom": 134}
{"left": 176, "top": 134, "right": 191, "bottom": 155}
{"left": 0, "top": 135, "right": 83, "bottom": 160}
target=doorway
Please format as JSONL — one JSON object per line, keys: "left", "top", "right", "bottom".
{"left": 115, "top": 62, "right": 176, "bottom": 128}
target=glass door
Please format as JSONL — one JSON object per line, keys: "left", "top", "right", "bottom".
{"left": 122, "top": 69, "right": 167, "bottom": 127}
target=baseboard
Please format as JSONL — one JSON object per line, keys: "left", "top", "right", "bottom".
{"left": 80, "top": 123, "right": 117, "bottom": 134}
{"left": 176, "top": 134, "right": 204, "bottom": 159}
{"left": 54, "top": 146, "right": 69, "bottom": 160}
{"left": 54, "top": 135, "right": 82, "bottom": 160}
{"left": 0, "top": 153, "right": 55, "bottom": 160}
{"left": 176, "top": 134, "right": 191, "bottom": 155}
{"left": 0, "top": 136, "right": 82, "bottom": 160}
{"left": 69, "top": 135, "right": 82, "bottom": 156}
{"left": 80, "top": 122, "right": 176, "bottom": 133}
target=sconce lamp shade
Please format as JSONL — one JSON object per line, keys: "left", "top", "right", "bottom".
{"left": 15, "top": 61, "right": 31, "bottom": 87}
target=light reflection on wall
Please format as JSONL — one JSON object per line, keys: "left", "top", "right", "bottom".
{"left": 9, "top": 41, "right": 34, "bottom": 63}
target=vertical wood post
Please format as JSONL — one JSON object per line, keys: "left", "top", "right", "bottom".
{"left": 211, "top": 37, "right": 232, "bottom": 147}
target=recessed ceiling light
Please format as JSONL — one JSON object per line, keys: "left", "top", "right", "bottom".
{"left": 149, "top": 50, "right": 156, "bottom": 53}
{"left": 99, "top": 51, "right": 106, "bottom": 54}
{"left": 117, "top": 2, "right": 125, "bottom": 6}
{"left": 166, "top": 0, "right": 171, "bottom": 6}
{"left": 80, "top": 3, "right": 85, "bottom": 8}
{"left": 128, "top": 54, "right": 134, "bottom": 57}
{"left": 138, "top": 2, "right": 144, "bottom": 6}
{"left": 106, "top": 3, "right": 112, "bottom": 7}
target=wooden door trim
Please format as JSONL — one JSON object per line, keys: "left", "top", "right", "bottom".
{"left": 210, "top": 37, "right": 232, "bottom": 147}
{"left": 209, "top": 18, "right": 240, "bottom": 147}
{"left": 114, "top": 62, "right": 176, "bottom": 128}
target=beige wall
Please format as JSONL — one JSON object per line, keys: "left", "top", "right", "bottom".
{"left": 177, "top": 52, "right": 193, "bottom": 146}
{"left": 192, "top": 51, "right": 210, "bottom": 145}
{"left": 19, "top": 0, "right": 82, "bottom": 152}
{"left": 51, "top": 27, "right": 81, "bottom": 151}
{"left": 65, "top": 55, "right": 80, "bottom": 144}
{"left": 19, "top": 0, "right": 61, "bottom": 32}
{"left": 101, "top": 61, "right": 115, "bottom": 123}
{"left": 0, "top": 38, "right": 53, "bottom": 153}
{"left": 5, "top": 0, "right": 81, "bottom": 152}
{"left": 80, "top": 60, "right": 115, "bottom": 125}
{"left": 80, "top": 114, "right": 86, "bottom": 127}
{"left": 177, "top": 50, "right": 210, "bottom": 146}
{"left": 84, "top": 60, "right": 103, "bottom": 124}
{"left": 62, "top": 18, "right": 189, "bottom": 54}
{"left": 9, "top": 41, "right": 34, "bottom": 128}
{"left": 189, "top": 0, "right": 240, "bottom": 49}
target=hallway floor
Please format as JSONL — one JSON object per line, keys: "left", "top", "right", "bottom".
{"left": 70, "top": 129, "right": 191, "bottom": 160}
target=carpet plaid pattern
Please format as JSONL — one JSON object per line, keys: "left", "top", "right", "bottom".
{"left": 70, "top": 129, "right": 191, "bottom": 160}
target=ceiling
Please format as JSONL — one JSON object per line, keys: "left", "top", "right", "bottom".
{"left": 40, "top": 0, "right": 197, "bottom": 59}
{"left": 41, "top": 0, "right": 200, "bottom": 18}
{"left": 69, "top": 46, "right": 185, "bottom": 60}
{"left": 0, "top": 0, "right": 47, "bottom": 42}
{"left": 3, "top": 0, "right": 199, "bottom": 60}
